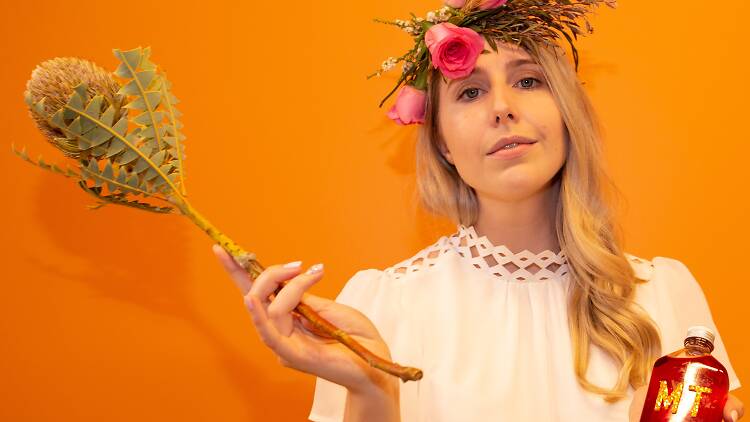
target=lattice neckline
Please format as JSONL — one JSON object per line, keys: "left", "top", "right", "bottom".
{"left": 449, "top": 224, "right": 569, "bottom": 282}
{"left": 385, "top": 224, "right": 569, "bottom": 282}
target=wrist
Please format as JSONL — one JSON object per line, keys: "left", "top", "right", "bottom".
{"left": 345, "top": 375, "right": 400, "bottom": 422}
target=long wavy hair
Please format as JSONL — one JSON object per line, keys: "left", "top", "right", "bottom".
{"left": 414, "top": 33, "right": 662, "bottom": 401}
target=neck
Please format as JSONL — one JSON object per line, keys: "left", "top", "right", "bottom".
{"left": 472, "top": 178, "right": 561, "bottom": 255}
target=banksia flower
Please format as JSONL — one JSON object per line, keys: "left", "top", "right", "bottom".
{"left": 14, "top": 46, "right": 423, "bottom": 383}
{"left": 25, "top": 57, "right": 125, "bottom": 158}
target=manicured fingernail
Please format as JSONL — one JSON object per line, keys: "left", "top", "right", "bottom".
{"left": 246, "top": 296, "right": 254, "bottom": 311}
{"left": 283, "top": 260, "right": 302, "bottom": 268}
{"left": 306, "top": 263, "right": 324, "bottom": 275}
{"left": 731, "top": 410, "right": 738, "bottom": 422}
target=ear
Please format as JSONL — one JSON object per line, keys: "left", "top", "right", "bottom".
{"left": 438, "top": 140, "right": 454, "bottom": 165}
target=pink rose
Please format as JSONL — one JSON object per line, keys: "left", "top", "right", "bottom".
{"left": 479, "top": 0, "right": 508, "bottom": 10}
{"left": 444, "top": 0, "right": 466, "bottom": 7}
{"left": 424, "top": 22, "right": 485, "bottom": 79}
{"left": 387, "top": 85, "right": 426, "bottom": 125}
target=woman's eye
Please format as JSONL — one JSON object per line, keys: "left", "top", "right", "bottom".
{"left": 459, "top": 87, "right": 481, "bottom": 100}
{"left": 515, "top": 77, "right": 542, "bottom": 89}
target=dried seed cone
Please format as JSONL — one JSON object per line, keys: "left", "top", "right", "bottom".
{"left": 24, "top": 57, "right": 125, "bottom": 157}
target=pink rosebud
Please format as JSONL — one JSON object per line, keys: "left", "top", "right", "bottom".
{"left": 387, "top": 85, "right": 426, "bottom": 125}
{"left": 424, "top": 22, "right": 485, "bottom": 79}
{"left": 479, "top": 0, "right": 508, "bottom": 10}
{"left": 445, "top": 0, "right": 466, "bottom": 7}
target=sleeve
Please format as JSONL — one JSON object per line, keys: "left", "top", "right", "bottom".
{"left": 653, "top": 257, "right": 742, "bottom": 392}
{"left": 307, "top": 268, "right": 386, "bottom": 422}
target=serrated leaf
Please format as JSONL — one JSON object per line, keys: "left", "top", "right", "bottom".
{"left": 67, "top": 93, "right": 84, "bottom": 112}
{"left": 126, "top": 173, "right": 139, "bottom": 188}
{"left": 102, "top": 161, "right": 114, "bottom": 179}
{"left": 133, "top": 158, "right": 150, "bottom": 173}
{"left": 68, "top": 117, "right": 83, "bottom": 135}
{"left": 150, "top": 150, "right": 166, "bottom": 166}
{"left": 91, "top": 145, "right": 107, "bottom": 157}
{"left": 112, "top": 116, "right": 128, "bottom": 136}
{"left": 133, "top": 111, "right": 163, "bottom": 125}
{"left": 114, "top": 62, "right": 131, "bottom": 78}
{"left": 86, "top": 127, "right": 112, "bottom": 147}
{"left": 86, "top": 160, "right": 102, "bottom": 187}
{"left": 33, "top": 97, "right": 47, "bottom": 116}
{"left": 73, "top": 83, "right": 88, "bottom": 102}
{"left": 79, "top": 114, "right": 96, "bottom": 134}
{"left": 100, "top": 105, "right": 116, "bottom": 127}
{"left": 116, "top": 47, "right": 142, "bottom": 71}
{"left": 102, "top": 161, "right": 115, "bottom": 190}
{"left": 84, "top": 95, "right": 103, "bottom": 120}
{"left": 116, "top": 168, "right": 127, "bottom": 184}
{"left": 118, "top": 70, "right": 157, "bottom": 96}
{"left": 106, "top": 139, "right": 126, "bottom": 158}
{"left": 77, "top": 136, "right": 92, "bottom": 150}
{"left": 118, "top": 148, "right": 138, "bottom": 165}
{"left": 143, "top": 167, "right": 159, "bottom": 181}
{"left": 51, "top": 110, "right": 66, "bottom": 128}
{"left": 123, "top": 91, "right": 162, "bottom": 110}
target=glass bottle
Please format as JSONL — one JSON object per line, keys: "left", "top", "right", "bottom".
{"left": 639, "top": 326, "right": 729, "bottom": 421}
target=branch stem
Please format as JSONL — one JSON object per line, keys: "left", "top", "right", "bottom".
{"left": 174, "top": 198, "right": 423, "bottom": 383}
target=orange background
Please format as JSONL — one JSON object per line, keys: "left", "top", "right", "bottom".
{"left": 1, "top": 0, "right": 747, "bottom": 420}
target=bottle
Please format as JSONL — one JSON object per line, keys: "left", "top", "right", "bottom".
{"left": 639, "top": 326, "right": 729, "bottom": 421}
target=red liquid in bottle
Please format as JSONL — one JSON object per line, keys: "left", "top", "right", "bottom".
{"left": 640, "top": 326, "right": 729, "bottom": 422}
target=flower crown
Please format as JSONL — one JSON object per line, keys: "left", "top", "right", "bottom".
{"left": 368, "top": 0, "right": 617, "bottom": 125}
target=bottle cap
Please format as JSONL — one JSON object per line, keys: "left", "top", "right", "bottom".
{"left": 686, "top": 325, "right": 715, "bottom": 344}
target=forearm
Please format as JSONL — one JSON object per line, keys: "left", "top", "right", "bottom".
{"left": 344, "top": 377, "right": 400, "bottom": 422}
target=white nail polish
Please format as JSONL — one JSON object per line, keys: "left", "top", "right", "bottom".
{"left": 731, "top": 410, "right": 738, "bottom": 422}
{"left": 283, "top": 260, "right": 302, "bottom": 268}
{"left": 306, "top": 263, "right": 324, "bottom": 274}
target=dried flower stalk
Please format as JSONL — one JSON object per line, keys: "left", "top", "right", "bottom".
{"left": 14, "top": 47, "right": 423, "bottom": 383}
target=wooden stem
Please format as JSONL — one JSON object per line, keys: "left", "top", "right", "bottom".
{"left": 175, "top": 199, "right": 423, "bottom": 383}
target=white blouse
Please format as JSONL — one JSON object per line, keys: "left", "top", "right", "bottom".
{"left": 308, "top": 224, "right": 741, "bottom": 421}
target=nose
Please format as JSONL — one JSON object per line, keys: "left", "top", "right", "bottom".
{"left": 491, "top": 85, "right": 515, "bottom": 125}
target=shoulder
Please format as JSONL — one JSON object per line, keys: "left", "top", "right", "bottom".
{"left": 624, "top": 252, "right": 701, "bottom": 291}
{"left": 335, "top": 232, "right": 454, "bottom": 304}
{"left": 625, "top": 252, "right": 713, "bottom": 318}
{"left": 381, "top": 233, "right": 455, "bottom": 281}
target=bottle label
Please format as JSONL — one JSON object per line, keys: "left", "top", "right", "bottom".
{"left": 653, "top": 380, "right": 713, "bottom": 417}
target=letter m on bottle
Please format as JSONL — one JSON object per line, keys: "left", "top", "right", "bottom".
{"left": 654, "top": 380, "right": 683, "bottom": 414}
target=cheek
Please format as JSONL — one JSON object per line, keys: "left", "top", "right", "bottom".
{"left": 438, "top": 106, "right": 485, "bottom": 155}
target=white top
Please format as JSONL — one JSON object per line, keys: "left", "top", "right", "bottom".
{"left": 308, "top": 224, "right": 741, "bottom": 422}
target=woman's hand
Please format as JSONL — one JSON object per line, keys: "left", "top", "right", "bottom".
{"left": 629, "top": 383, "right": 744, "bottom": 421}
{"left": 724, "top": 394, "right": 745, "bottom": 422}
{"left": 212, "top": 245, "right": 395, "bottom": 394}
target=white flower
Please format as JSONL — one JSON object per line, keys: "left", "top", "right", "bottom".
{"left": 381, "top": 57, "right": 398, "bottom": 72}
{"left": 426, "top": 11, "right": 437, "bottom": 23}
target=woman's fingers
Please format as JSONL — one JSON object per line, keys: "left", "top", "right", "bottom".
{"left": 267, "top": 264, "right": 324, "bottom": 336}
{"left": 212, "top": 244, "right": 252, "bottom": 295}
{"left": 248, "top": 261, "right": 305, "bottom": 306}
{"left": 723, "top": 393, "right": 744, "bottom": 421}
{"left": 245, "top": 294, "right": 302, "bottom": 367}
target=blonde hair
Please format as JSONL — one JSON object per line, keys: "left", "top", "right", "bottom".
{"left": 415, "top": 38, "right": 662, "bottom": 402}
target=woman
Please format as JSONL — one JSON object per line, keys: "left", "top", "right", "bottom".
{"left": 214, "top": 1, "right": 744, "bottom": 421}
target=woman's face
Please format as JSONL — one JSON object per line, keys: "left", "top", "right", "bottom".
{"left": 437, "top": 41, "right": 568, "bottom": 203}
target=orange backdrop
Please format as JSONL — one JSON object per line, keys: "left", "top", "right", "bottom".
{"left": 1, "top": 0, "right": 747, "bottom": 420}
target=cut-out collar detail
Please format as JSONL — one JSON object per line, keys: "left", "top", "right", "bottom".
{"left": 385, "top": 224, "right": 569, "bottom": 282}
{"left": 451, "top": 224, "right": 569, "bottom": 282}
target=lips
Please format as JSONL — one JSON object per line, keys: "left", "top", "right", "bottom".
{"left": 487, "top": 135, "right": 537, "bottom": 155}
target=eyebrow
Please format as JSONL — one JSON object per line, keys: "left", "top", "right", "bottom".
{"left": 447, "top": 58, "right": 540, "bottom": 89}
